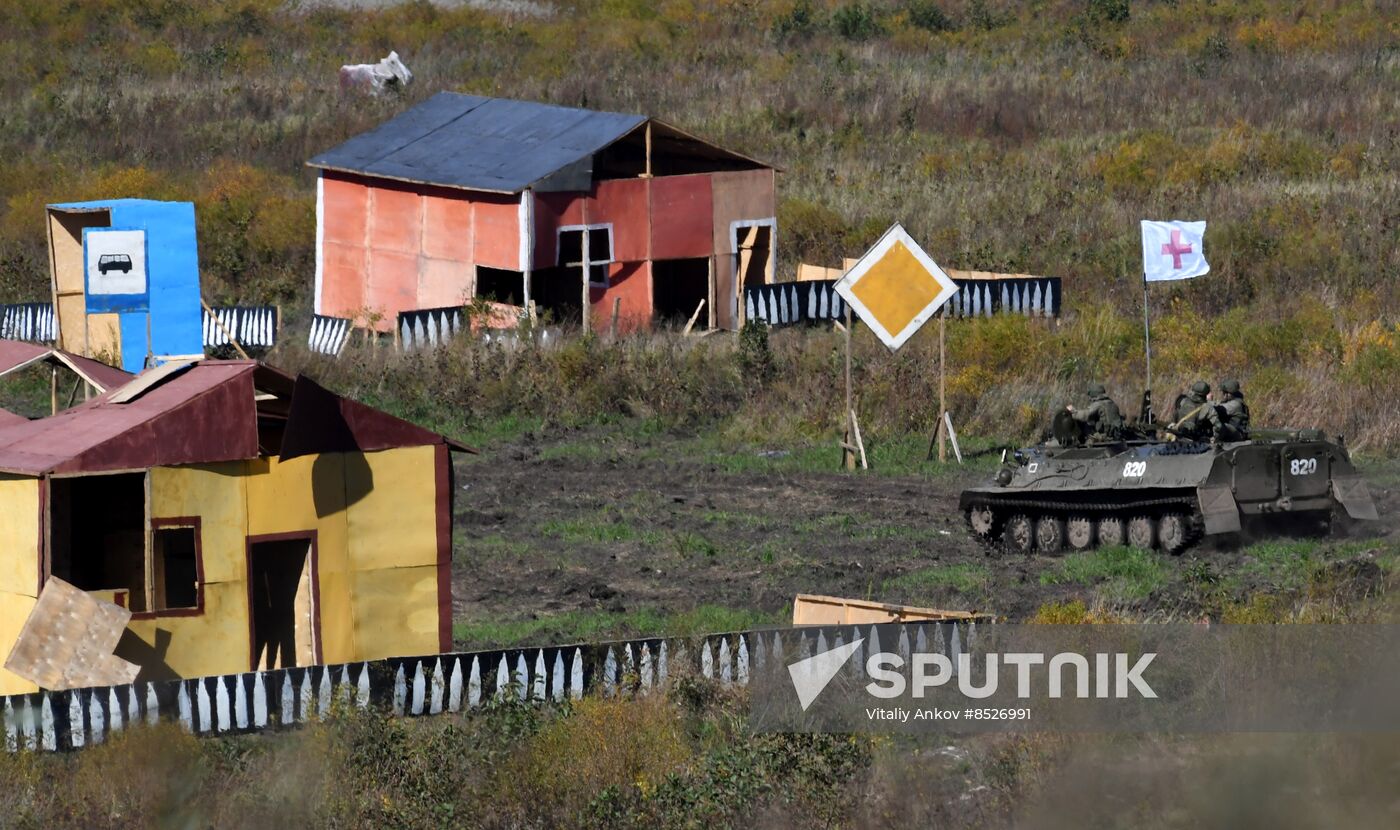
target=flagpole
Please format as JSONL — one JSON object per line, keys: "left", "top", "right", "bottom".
{"left": 1142, "top": 275, "right": 1152, "bottom": 419}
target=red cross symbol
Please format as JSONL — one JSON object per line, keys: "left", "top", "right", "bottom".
{"left": 1160, "top": 229, "right": 1193, "bottom": 269}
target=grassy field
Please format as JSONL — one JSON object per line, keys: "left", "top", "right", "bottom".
{"left": 3, "top": 2, "right": 1399, "bottom": 826}
{"left": 1, "top": 0, "right": 1397, "bottom": 450}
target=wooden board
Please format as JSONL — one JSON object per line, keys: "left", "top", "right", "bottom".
{"left": 3, "top": 576, "right": 139, "bottom": 690}
{"left": 792, "top": 593, "right": 983, "bottom": 626}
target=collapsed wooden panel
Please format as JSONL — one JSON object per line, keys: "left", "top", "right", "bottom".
{"left": 792, "top": 593, "right": 981, "bottom": 626}
{"left": 3, "top": 576, "right": 139, "bottom": 691}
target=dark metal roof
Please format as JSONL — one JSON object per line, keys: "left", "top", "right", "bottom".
{"left": 307, "top": 93, "right": 648, "bottom": 194}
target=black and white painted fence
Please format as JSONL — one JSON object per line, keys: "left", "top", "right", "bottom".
{"left": 744, "top": 277, "right": 1062, "bottom": 328}
{"left": 202, "top": 306, "right": 278, "bottom": 349}
{"left": 308, "top": 314, "right": 353, "bottom": 356}
{"left": 944, "top": 277, "right": 1061, "bottom": 319}
{"left": 0, "top": 303, "right": 57, "bottom": 342}
{"left": 2, "top": 303, "right": 286, "bottom": 349}
{"left": 0, "top": 621, "right": 978, "bottom": 752}
{"left": 398, "top": 306, "right": 466, "bottom": 351}
{"left": 743, "top": 281, "right": 847, "bottom": 327}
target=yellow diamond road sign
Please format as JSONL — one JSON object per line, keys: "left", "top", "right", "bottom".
{"left": 834, "top": 224, "right": 958, "bottom": 350}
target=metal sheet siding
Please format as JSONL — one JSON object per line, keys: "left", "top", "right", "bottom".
{"left": 711, "top": 169, "right": 777, "bottom": 329}
{"left": 322, "top": 174, "right": 369, "bottom": 245}
{"left": 586, "top": 178, "right": 650, "bottom": 264}
{"left": 650, "top": 174, "right": 715, "bottom": 260}
{"left": 472, "top": 196, "right": 521, "bottom": 270}
{"left": 0, "top": 477, "right": 40, "bottom": 598}
{"left": 320, "top": 240, "right": 367, "bottom": 321}
{"left": 532, "top": 191, "right": 586, "bottom": 267}
{"left": 368, "top": 184, "right": 420, "bottom": 254}
{"left": 421, "top": 191, "right": 473, "bottom": 262}
{"left": 0, "top": 593, "right": 39, "bottom": 694}
{"left": 592, "top": 261, "right": 652, "bottom": 335}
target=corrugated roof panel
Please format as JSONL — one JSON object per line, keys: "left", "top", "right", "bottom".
{"left": 0, "top": 362, "right": 260, "bottom": 475}
{"left": 0, "top": 360, "right": 468, "bottom": 475}
{"left": 310, "top": 93, "right": 490, "bottom": 173}
{"left": 307, "top": 92, "right": 646, "bottom": 194}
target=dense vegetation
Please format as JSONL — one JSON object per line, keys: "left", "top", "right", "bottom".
{"left": 1, "top": 0, "right": 1396, "bottom": 448}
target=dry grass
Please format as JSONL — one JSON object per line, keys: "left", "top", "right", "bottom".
{"left": 1, "top": 1, "right": 1395, "bottom": 452}
{"left": 0, "top": 1, "right": 1395, "bottom": 316}
{"left": 264, "top": 301, "right": 1400, "bottom": 453}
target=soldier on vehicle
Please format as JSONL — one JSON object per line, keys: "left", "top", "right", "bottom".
{"left": 1066, "top": 383, "right": 1124, "bottom": 439}
{"left": 1170, "top": 381, "right": 1222, "bottom": 441}
{"left": 1217, "top": 379, "right": 1250, "bottom": 441}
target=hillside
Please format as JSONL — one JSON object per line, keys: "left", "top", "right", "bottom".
{"left": 2, "top": 0, "right": 1395, "bottom": 305}
{"left": 0, "top": 0, "right": 1396, "bottom": 448}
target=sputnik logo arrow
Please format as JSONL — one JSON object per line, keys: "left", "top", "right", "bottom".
{"left": 788, "top": 638, "right": 864, "bottom": 711}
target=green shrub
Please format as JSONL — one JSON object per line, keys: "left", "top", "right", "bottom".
{"left": 908, "top": 1, "right": 955, "bottom": 33}
{"left": 832, "top": 3, "right": 882, "bottom": 41}
{"left": 771, "top": 0, "right": 818, "bottom": 41}
{"left": 1086, "top": 0, "right": 1130, "bottom": 25}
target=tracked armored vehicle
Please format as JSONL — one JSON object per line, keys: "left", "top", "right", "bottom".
{"left": 960, "top": 413, "right": 1378, "bottom": 555}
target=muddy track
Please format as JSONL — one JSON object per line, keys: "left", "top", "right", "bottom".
{"left": 450, "top": 429, "right": 1399, "bottom": 631}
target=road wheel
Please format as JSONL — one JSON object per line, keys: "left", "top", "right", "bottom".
{"left": 1127, "top": 515, "right": 1156, "bottom": 550}
{"left": 1004, "top": 514, "right": 1035, "bottom": 554}
{"left": 1097, "top": 517, "right": 1125, "bottom": 547}
{"left": 1035, "top": 516, "right": 1066, "bottom": 554}
{"left": 1066, "top": 516, "right": 1095, "bottom": 551}
{"left": 1158, "top": 512, "right": 1191, "bottom": 555}
{"left": 967, "top": 505, "right": 999, "bottom": 540}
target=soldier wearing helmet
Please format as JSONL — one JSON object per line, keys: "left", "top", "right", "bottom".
{"left": 1066, "top": 382, "right": 1124, "bottom": 440}
{"left": 1171, "top": 380, "right": 1222, "bottom": 441}
{"left": 1217, "top": 379, "right": 1250, "bottom": 441}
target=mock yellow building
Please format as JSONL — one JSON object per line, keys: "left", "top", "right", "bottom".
{"left": 0, "top": 360, "right": 467, "bottom": 695}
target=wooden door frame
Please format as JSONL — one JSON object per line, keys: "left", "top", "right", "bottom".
{"left": 244, "top": 530, "right": 322, "bottom": 671}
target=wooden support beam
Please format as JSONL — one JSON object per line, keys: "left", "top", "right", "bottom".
{"left": 201, "top": 298, "right": 249, "bottom": 359}
{"left": 683, "top": 299, "right": 706, "bottom": 336}
{"left": 644, "top": 122, "right": 653, "bottom": 178}
{"left": 580, "top": 219, "right": 592, "bottom": 333}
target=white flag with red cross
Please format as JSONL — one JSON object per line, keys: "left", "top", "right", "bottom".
{"left": 1141, "top": 220, "right": 1209, "bottom": 282}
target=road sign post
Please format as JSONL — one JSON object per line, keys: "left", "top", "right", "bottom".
{"left": 834, "top": 224, "right": 959, "bottom": 470}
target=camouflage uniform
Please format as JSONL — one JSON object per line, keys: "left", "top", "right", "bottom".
{"left": 1217, "top": 379, "right": 1250, "bottom": 441}
{"left": 1172, "top": 381, "right": 1222, "bottom": 441}
{"left": 1072, "top": 383, "right": 1124, "bottom": 439}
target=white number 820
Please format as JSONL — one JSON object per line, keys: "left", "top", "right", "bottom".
{"left": 1122, "top": 461, "right": 1147, "bottom": 477}
{"left": 1289, "top": 458, "right": 1318, "bottom": 476}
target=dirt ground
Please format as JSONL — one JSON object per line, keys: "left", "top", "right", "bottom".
{"left": 450, "top": 425, "right": 1399, "bottom": 643}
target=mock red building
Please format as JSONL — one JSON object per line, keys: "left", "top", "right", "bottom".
{"left": 308, "top": 93, "right": 776, "bottom": 333}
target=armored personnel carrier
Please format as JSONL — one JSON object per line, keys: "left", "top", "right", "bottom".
{"left": 960, "top": 412, "right": 1378, "bottom": 555}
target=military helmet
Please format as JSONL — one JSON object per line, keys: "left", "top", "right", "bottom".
{"left": 1191, "top": 381, "right": 1210, "bottom": 396}
{"left": 1221, "top": 379, "right": 1241, "bottom": 395}
{"left": 1087, "top": 382, "right": 1106, "bottom": 397}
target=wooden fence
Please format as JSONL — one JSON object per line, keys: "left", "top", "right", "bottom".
{"left": 743, "top": 276, "right": 1062, "bottom": 327}
{"left": 0, "top": 621, "right": 978, "bottom": 752}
